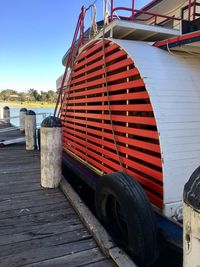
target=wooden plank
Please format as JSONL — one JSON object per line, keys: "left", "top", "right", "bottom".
{"left": 0, "top": 238, "right": 96, "bottom": 267}
{"left": 83, "top": 259, "right": 116, "bottom": 267}
{"left": 0, "top": 193, "right": 66, "bottom": 212}
{"left": 23, "top": 247, "right": 109, "bottom": 267}
{"left": 0, "top": 201, "right": 69, "bottom": 220}
{"left": 0, "top": 122, "right": 121, "bottom": 267}
{"left": 0, "top": 207, "right": 76, "bottom": 227}
{"left": 0, "top": 220, "right": 83, "bottom": 247}
{"left": 0, "top": 216, "right": 80, "bottom": 237}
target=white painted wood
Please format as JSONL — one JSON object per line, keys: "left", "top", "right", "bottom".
{"left": 183, "top": 203, "right": 200, "bottom": 267}
{"left": 111, "top": 38, "right": 200, "bottom": 217}
{"left": 95, "top": 19, "right": 180, "bottom": 42}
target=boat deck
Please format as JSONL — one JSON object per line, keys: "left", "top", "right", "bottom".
{"left": 0, "top": 121, "right": 116, "bottom": 267}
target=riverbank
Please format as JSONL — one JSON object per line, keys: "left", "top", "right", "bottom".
{"left": 0, "top": 101, "right": 56, "bottom": 109}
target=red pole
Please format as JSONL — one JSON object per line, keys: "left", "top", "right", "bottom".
{"left": 80, "top": 6, "right": 85, "bottom": 45}
{"left": 193, "top": 0, "right": 196, "bottom": 20}
{"left": 111, "top": 0, "right": 114, "bottom": 20}
{"left": 132, "top": 0, "right": 135, "bottom": 19}
{"left": 188, "top": 0, "right": 192, "bottom": 21}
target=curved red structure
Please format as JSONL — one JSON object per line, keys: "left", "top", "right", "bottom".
{"left": 60, "top": 39, "right": 163, "bottom": 208}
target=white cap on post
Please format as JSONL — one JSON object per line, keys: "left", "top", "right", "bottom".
{"left": 40, "top": 116, "right": 63, "bottom": 188}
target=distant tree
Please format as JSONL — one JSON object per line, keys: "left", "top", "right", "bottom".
{"left": 40, "top": 91, "right": 47, "bottom": 102}
{"left": 46, "top": 90, "right": 57, "bottom": 103}
{"left": 18, "top": 92, "right": 28, "bottom": 102}
{"left": 0, "top": 89, "right": 18, "bottom": 101}
{"left": 28, "top": 89, "right": 40, "bottom": 101}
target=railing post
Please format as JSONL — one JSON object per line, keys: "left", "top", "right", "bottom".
{"left": 183, "top": 166, "right": 200, "bottom": 267}
{"left": 25, "top": 110, "right": 36, "bottom": 150}
{"left": 40, "top": 116, "right": 63, "bottom": 188}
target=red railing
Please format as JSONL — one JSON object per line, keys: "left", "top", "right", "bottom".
{"left": 109, "top": 0, "right": 200, "bottom": 25}
{"left": 54, "top": 6, "right": 85, "bottom": 117}
{"left": 110, "top": 4, "right": 181, "bottom": 26}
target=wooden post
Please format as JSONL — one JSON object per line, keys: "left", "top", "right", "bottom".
{"left": 40, "top": 116, "right": 63, "bottom": 188}
{"left": 183, "top": 166, "right": 200, "bottom": 267}
{"left": 25, "top": 110, "right": 36, "bottom": 150}
{"left": 19, "top": 108, "right": 27, "bottom": 133}
{"left": 0, "top": 106, "right": 3, "bottom": 119}
{"left": 3, "top": 106, "right": 10, "bottom": 123}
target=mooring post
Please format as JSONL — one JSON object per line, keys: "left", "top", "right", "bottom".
{"left": 40, "top": 116, "right": 63, "bottom": 188}
{"left": 25, "top": 110, "right": 36, "bottom": 150}
{"left": 0, "top": 106, "right": 3, "bottom": 119}
{"left": 3, "top": 106, "right": 10, "bottom": 123}
{"left": 183, "top": 167, "right": 200, "bottom": 267}
{"left": 19, "top": 108, "right": 27, "bottom": 132}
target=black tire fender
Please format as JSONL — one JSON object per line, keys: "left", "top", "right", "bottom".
{"left": 95, "top": 171, "right": 159, "bottom": 266}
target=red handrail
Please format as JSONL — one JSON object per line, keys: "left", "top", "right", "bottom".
{"left": 110, "top": 6, "right": 181, "bottom": 25}
{"left": 54, "top": 6, "right": 85, "bottom": 117}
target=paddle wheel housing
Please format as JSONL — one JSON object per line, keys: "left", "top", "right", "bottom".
{"left": 60, "top": 37, "right": 200, "bottom": 217}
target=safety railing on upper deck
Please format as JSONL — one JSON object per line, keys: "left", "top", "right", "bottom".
{"left": 109, "top": 0, "right": 200, "bottom": 28}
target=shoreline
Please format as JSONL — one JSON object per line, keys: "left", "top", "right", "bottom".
{"left": 0, "top": 101, "right": 56, "bottom": 109}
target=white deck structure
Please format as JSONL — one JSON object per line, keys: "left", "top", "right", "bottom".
{"left": 113, "top": 38, "right": 200, "bottom": 216}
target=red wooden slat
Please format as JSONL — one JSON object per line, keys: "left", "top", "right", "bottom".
{"left": 71, "top": 58, "right": 133, "bottom": 85}
{"left": 62, "top": 121, "right": 160, "bottom": 152}
{"left": 64, "top": 134, "right": 162, "bottom": 194}
{"left": 80, "top": 39, "right": 99, "bottom": 53}
{"left": 66, "top": 80, "right": 145, "bottom": 99}
{"left": 70, "top": 69, "right": 139, "bottom": 92}
{"left": 66, "top": 104, "right": 153, "bottom": 112}
{"left": 63, "top": 112, "right": 156, "bottom": 125}
{"left": 61, "top": 116, "right": 159, "bottom": 140}
{"left": 64, "top": 90, "right": 146, "bottom": 104}
{"left": 64, "top": 145, "right": 114, "bottom": 173}
{"left": 64, "top": 129, "right": 162, "bottom": 169}
{"left": 72, "top": 50, "right": 128, "bottom": 78}
{"left": 76, "top": 40, "right": 110, "bottom": 62}
{"left": 73, "top": 43, "right": 121, "bottom": 71}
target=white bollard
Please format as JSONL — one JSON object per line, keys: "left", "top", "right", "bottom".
{"left": 19, "top": 108, "right": 27, "bottom": 132}
{"left": 3, "top": 106, "right": 10, "bottom": 123}
{"left": 25, "top": 110, "right": 36, "bottom": 150}
{"left": 41, "top": 116, "right": 63, "bottom": 188}
{"left": 183, "top": 167, "right": 200, "bottom": 267}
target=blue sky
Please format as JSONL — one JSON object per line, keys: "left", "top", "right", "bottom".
{"left": 0, "top": 0, "right": 150, "bottom": 92}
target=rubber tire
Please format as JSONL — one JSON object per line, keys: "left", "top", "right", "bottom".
{"left": 95, "top": 172, "right": 159, "bottom": 267}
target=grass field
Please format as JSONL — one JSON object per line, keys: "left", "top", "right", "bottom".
{"left": 0, "top": 101, "right": 56, "bottom": 109}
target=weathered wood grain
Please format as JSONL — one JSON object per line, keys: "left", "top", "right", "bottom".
{"left": 0, "top": 124, "right": 116, "bottom": 267}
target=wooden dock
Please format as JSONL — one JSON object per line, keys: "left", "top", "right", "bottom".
{"left": 0, "top": 121, "right": 117, "bottom": 267}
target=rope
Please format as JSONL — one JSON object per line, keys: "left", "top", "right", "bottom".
{"left": 101, "top": 14, "right": 124, "bottom": 171}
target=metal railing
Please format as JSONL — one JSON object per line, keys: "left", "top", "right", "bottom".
{"left": 109, "top": 0, "right": 200, "bottom": 26}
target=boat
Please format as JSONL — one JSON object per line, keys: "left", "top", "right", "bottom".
{"left": 55, "top": 0, "right": 200, "bottom": 265}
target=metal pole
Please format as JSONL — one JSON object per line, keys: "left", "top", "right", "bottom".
{"left": 188, "top": 0, "right": 192, "bottom": 21}
{"left": 193, "top": 0, "right": 196, "bottom": 20}
{"left": 132, "top": 0, "right": 135, "bottom": 19}
{"left": 110, "top": 0, "right": 113, "bottom": 20}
